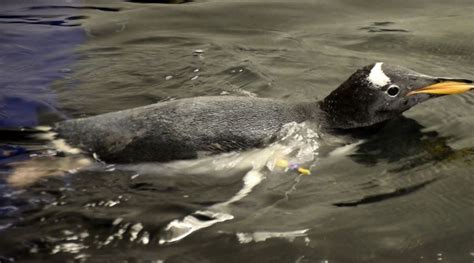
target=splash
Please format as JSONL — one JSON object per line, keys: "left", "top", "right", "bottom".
{"left": 158, "top": 122, "right": 320, "bottom": 244}
{"left": 235, "top": 229, "right": 309, "bottom": 244}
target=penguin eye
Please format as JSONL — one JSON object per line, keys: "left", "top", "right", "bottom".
{"left": 386, "top": 85, "right": 400, "bottom": 97}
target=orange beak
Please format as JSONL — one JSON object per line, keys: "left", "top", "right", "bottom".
{"left": 407, "top": 81, "right": 474, "bottom": 96}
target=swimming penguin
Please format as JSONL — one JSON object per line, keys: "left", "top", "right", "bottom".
{"left": 54, "top": 63, "right": 473, "bottom": 163}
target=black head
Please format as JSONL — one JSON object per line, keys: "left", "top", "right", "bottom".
{"left": 320, "top": 63, "right": 473, "bottom": 129}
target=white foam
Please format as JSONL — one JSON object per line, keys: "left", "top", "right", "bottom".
{"left": 368, "top": 62, "right": 390, "bottom": 87}
{"left": 236, "top": 229, "right": 309, "bottom": 244}
{"left": 158, "top": 169, "right": 264, "bottom": 245}
{"left": 35, "top": 126, "right": 52, "bottom": 132}
{"left": 159, "top": 211, "right": 234, "bottom": 244}
{"left": 52, "top": 138, "right": 81, "bottom": 154}
{"left": 329, "top": 140, "right": 365, "bottom": 157}
{"left": 154, "top": 122, "right": 320, "bottom": 245}
{"left": 218, "top": 170, "right": 264, "bottom": 207}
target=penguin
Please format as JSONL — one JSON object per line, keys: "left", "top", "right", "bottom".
{"left": 54, "top": 63, "right": 473, "bottom": 163}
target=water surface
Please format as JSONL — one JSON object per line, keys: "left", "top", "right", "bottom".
{"left": 0, "top": 0, "right": 473, "bottom": 262}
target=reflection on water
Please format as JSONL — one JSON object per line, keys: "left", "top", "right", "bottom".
{"left": 348, "top": 117, "right": 454, "bottom": 170}
{"left": 1, "top": 0, "right": 474, "bottom": 262}
{"left": 0, "top": 0, "right": 86, "bottom": 128}
{"left": 126, "top": 0, "right": 192, "bottom": 3}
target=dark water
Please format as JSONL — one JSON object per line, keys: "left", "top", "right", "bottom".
{"left": 1, "top": 0, "right": 474, "bottom": 262}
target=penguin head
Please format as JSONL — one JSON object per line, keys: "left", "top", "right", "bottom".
{"left": 320, "top": 62, "right": 473, "bottom": 129}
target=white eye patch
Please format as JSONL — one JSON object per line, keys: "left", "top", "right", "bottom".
{"left": 368, "top": 62, "right": 391, "bottom": 88}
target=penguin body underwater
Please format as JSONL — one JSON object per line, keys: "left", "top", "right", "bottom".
{"left": 54, "top": 63, "right": 473, "bottom": 163}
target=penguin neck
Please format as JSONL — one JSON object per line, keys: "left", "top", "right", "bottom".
{"left": 295, "top": 97, "right": 363, "bottom": 130}
{"left": 318, "top": 92, "right": 375, "bottom": 130}
{"left": 292, "top": 101, "right": 331, "bottom": 129}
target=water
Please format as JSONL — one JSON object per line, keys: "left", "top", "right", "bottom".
{"left": 1, "top": 0, "right": 474, "bottom": 262}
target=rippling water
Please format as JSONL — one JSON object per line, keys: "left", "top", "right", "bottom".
{"left": 1, "top": 0, "right": 473, "bottom": 262}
